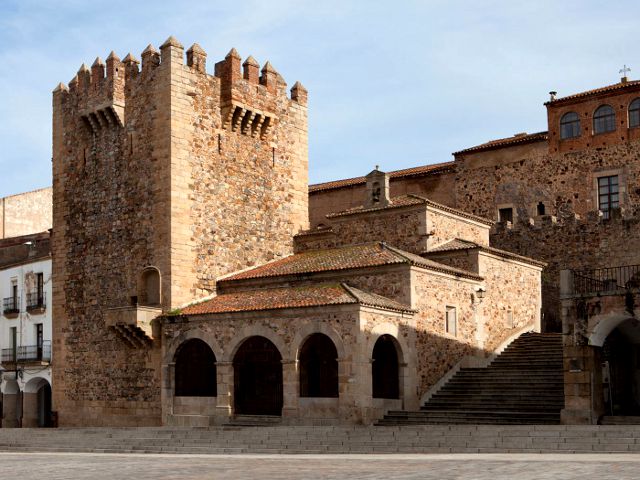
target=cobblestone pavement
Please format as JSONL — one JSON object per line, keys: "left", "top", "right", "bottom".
{"left": 1, "top": 452, "right": 640, "bottom": 479}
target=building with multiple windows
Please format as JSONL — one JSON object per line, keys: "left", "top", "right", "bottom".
{"left": 0, "top": 232, "right": 52, "bottom": 427}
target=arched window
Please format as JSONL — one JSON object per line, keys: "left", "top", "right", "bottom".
{"left": 139, "top": 268, "right": 160, "bottom": 306}
{"left": 560, "top": 112, "right": 580, "bottom": 139}
{"left": 629, "top": 99, "right": 640, "bottom": 128}
{"left": 593, "top": 105, "right": 616, "bottom": 134}
{"left": 174, "top": 339, "right": 217, "bottom": 396}
{"left": 372, "top": 334, "right": 400, "bottom": 399}
{"left": 299, "top": 333, "right": 338, "bottom": 398}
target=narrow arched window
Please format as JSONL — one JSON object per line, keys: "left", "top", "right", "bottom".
{"left": 593, "top": 105, "right": 616, "bottom": 134}
{"left": 299, "top": 333, "right": 338, "bottom": 398}
{"left": 629, "top": 99, "right": 640, "bottom": 128}
{"left": 560, "top": 112, "right": 580, "bottom": 139}
{"left": 140, "top": 268, "right": 160, "bottom": 306}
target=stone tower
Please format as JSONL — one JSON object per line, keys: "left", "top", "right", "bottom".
{"left": 51, "top": 37, "right": 308, "bottom": 426}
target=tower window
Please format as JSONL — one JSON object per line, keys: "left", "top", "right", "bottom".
{"left": 598, "top": 175, "right": 619, "bottom": 219}
{"left": 629, "top": 99, "right": 640, "bottom": 128}
{"left": 560, "top": 112, "right": 580, "bottom": 139}
{"left": 498, "top": 207, "right": 513, "bottom": 224}
{"left": 536, "top": 202, "right": 546, "bottom": 216}
{"left": 593, "top": 105, "right": 616, "bottom": 134}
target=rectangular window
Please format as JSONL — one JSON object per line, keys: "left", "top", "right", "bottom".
{"left": 445, "top": 306, "right": 457, "bottom": 336}
{"left": 36, "top": 273, "right": 44, "bottom": 300}
{"left": 10, "top": 327, "right": 17, "bottom": 362}
{"left": 36, "top": 323, "right": 43, "bottom": 360}
{"left": 499, "top": 207, "right": 513, "bottom": 224}
{"left": 598, "top": 175, "right": 619, "bottom": 219}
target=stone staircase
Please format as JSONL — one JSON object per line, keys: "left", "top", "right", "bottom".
{"left": 0, "top": 425, "right": 639, "bottom": 454}
{"left": 379, "top": 332, "right": 564, "bottom": 425}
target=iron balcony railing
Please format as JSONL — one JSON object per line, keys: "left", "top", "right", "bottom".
{"left": 572, "top": 265, "right": 640, "bottom": 295}
{"left": 2, "top": 297, "right": 19, "bottom": 315}
{"left": 26, "top": 292, "right": 46, "bottom": 311}
{"left": 1, "top": 341, "right": 51, "bottom": 363}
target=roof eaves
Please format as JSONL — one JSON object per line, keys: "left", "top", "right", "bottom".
{"left": 382, "top": 243, "right": 483, "bottom": 280}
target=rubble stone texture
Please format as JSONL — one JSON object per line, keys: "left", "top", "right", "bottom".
{"left": 52, "top": 39, "right": 308, "bottom": 426}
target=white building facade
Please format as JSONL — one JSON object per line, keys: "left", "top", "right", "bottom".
{"left": 0, "top": 234, "right": 52, "bottom": 428}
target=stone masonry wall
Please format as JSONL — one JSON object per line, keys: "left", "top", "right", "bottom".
{"left": 1, "top": 188, "right": 52, "bottom": 239}
{"left": 309, "top": 171, "right": 456, "bottom": 227}
{"left": 52, "top": 39, "right": 308, "bottom": 426}
{"left": 426, "top": 207, "right": 490, "bottom": 249}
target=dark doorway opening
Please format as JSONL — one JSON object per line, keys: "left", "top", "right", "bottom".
{"left": 372, "top": 334, "right": 400, "bottom": 399}
{"left": 234, "top": 336, "right": 283, "bottom": 415}
{"left": 603, "top": 322, "right": 640, "bottom": 416}
{"left": 174, "top": 339, "right": 217, "bottom": 397}
{"left": 299, "top": 333, "right": 339, "bottom": 397}
{"left": 37, "top": 383, "right": 52, "bottom": 428}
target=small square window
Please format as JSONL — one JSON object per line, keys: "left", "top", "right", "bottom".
{"left": 445, "top": 306, "right": 457, "bottom": 337}
{"left": 499, "top": 207, "right": 513, "bottom": 224}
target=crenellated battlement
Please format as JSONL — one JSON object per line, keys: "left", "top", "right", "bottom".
{"left": 54, "top": 36, "right": 307, "bottom": 140}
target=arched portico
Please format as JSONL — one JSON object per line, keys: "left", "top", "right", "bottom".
{"left": 233, "top": 336, "right": 283, "bottom": 416}
{"left": 22, "top": 377, "right": 51, "bottom": 428}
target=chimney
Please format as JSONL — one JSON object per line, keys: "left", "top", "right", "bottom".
{"left": 549, "top": 91, "right": 557, "bottom": 101}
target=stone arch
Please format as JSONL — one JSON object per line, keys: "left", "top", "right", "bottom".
{"left": 23, "top": 377, "right": 49, "bottom": 394}
{"left": 371, "top": 334, "right": 402, "bottom": 399}
{"left": 298, "top": 333, "right": 339, "bottom": 398}
{"left": 366, "top": 323, "right": 410, "bottom": 364}
{"left": 233, "top": 335, "right": 283, "bottom": 415}
{"left": 589, "top": 312, "right": 635, "bottom": 347}
{"left": 174, "top": 338, "right": 217, "bottom": 397}
{"left": 225, "top": 325, "right": 287, "bottom": 363}
{"left": 165, "top": 328, "right": 223, "bottom": 367}
{"left": 138, "top": 266, "right": 161, "bottom": 306}
{"left": 291, "top": 324, "right": 345, "bottom": 361}
{"left": 23, "top": 377, "right": 52, "bottom": 428}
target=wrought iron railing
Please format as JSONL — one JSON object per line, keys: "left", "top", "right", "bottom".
{"left": 26, "top": 292, "right": 46, "bottom": 311}
{"left": 2, "top": 297, "right": 19, "bottom": 315}
{"left": 572, "top": 265, "right": 640, "bottom": 295}
{"left": 1, "top": 341, "right": 51, "bottom": 363}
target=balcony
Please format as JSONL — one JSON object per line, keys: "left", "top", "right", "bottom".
{"left": 1, "top": 341, "right": 51, "bottom": 364}
{"left": 104, "top": 305, "right": 161, "bottom": 348}
{"left": 564, "top": 265, "right": 640, "bottom": 297}
{"left": 2, "top": 297, "right": 19, "bottom": 317}
{"left": 26, "top": 292, "right": 46, "bottom": 314}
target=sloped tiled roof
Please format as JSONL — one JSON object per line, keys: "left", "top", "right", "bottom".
{"left": 425, "top": 238, "right": 547, "bottom": 268}
{"left": 309, "top": 161, "right": 455, "bottom": 193}
{"left": 179, "top": 283, "right": 414, "bottom": 315}
{"left": 222, "top": 242, "right": 482, "bottom": 282}
{"left": 545, "top": 79, "right": 640, "bottom": 106}
{"left": 325, "top": 194, "right": 494, "bottom": 226}
{"left": 453, "top": 131, "right": 548, "bottom": 155}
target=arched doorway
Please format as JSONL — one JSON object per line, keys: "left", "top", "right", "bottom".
{"left": 233, "top": 336, "right": 283, "bottom": 415}
{"left": 23, "top": 377, "right": 51, "bottom": 428}
{"left": 174, "top": 339, "right": 217, "bottom": 397}
{"left": 602, "top": 318, "right": 640, "bottom": 415}
{"left": 299, "top": 333, "right": 338, "bottom": 397}
{"left": 372, "top": 334, "right": 401, "bottom": 399}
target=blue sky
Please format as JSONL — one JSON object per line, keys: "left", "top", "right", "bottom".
{"left": 0, "top": 0, "right": 638, "bottom": 197}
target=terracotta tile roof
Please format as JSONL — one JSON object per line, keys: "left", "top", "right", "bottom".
{"left": 179, "top": 283, "right": 414, "bottom": 315}
{"left": 425, "top": 238, "right": 547, "bottom": 268}
{"left": 308, "top": 161, "right": 455, "bottom": 193}
{"left": 545, "top": 79, "right": 640, "bottom": 106}
{"left": 325, "top": 194, "right": 494, "bottom": 226}
{"left": 222, "top": 242, "right": 482, "bottom": 282}
{"left": 453, "top": 131, "right": 548, "bottom": 155}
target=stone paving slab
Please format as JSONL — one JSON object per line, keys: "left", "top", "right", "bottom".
{"left": 1, "top": 452, "right": 640, "bottom": 479}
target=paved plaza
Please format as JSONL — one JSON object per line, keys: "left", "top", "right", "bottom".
{"left": 1, "top": 452, "right": 640, "bottom": 479}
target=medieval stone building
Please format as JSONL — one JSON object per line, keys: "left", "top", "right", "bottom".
{"left": 311, "top": 74, "right": 640, "bottom": 423}
{"left": 50, "top": 38, "right": 546, "bottom": 427}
